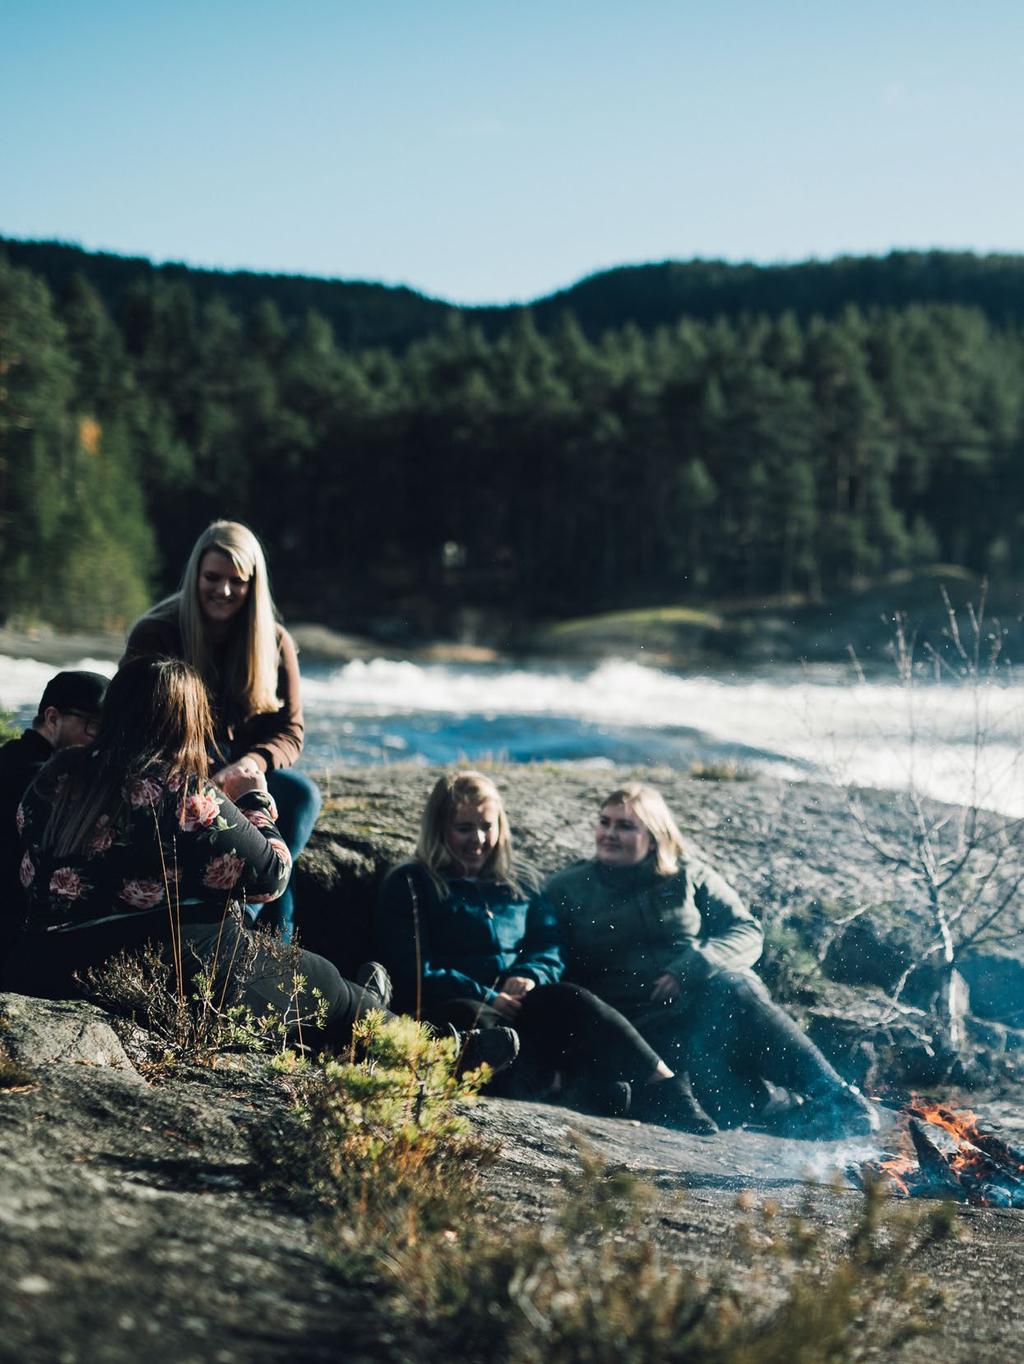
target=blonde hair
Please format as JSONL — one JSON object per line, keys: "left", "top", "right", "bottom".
{"left": 147, "top": 521, "right": 280, "bottom": 717}
{"left": 599, "top": 782, "right": 687, "bottom": 876}
{"left": 416, "top": 770, "right": 523, "bottom": 892}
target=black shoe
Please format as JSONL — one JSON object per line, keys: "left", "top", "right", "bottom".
{"left": 561, "top": 1077, "right": 633, "bottom": 1118}
{"left": 454, "top": 1026, "right": 520, "bottom": 1077}
{"left": 354, "top": 961, "right": 393, "bottom": 1012}
{"left": 632, "top": 1077, "right": 718, "bottom": 1135}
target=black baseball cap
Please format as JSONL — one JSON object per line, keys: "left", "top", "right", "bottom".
{"left": 37, "top": 670, "right": 110, "bottom": 717}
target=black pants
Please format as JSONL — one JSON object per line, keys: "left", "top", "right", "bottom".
{"left": 2, "top": 917, "right": 388, "bottom": 1054}
{"left": 633, "top": 970, "right": 846, "bottom": 1127}
{"left": 426, "top": 982, "right": 664, "bottom": 1093}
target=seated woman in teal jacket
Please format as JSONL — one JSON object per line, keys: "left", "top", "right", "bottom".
{"left": 374, "top": 771, "right": 715, "bottom": 1128}
{"left": 375, "top": 773, "right": 561, "bottom": 1022}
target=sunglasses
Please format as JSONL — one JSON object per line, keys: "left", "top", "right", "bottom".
{"left": 63, "top": 710, "right": 101, "bottom": 737}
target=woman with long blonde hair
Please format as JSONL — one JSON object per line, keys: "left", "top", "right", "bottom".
{"left": 547, "top": 782, "right": 879, "bottom": 1138}
{"left": 123, "top": 521, "right": 320, "bottom": 941}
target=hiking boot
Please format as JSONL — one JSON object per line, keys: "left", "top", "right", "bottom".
{"left": 354, "top": 961, "right": 393, "bottom": 1012}
{"left": 829, "top": 1082, "right": 881, "bottom": 1136}
{"left": 453, "top": 1026, "right": 520, "bottom": 1077}
{"left": 632, "top": 1076, "right": 718, "bottom": 1135}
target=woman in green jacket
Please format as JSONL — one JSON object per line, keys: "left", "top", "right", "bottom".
{"left": 546, "top": 782, "right": 879, "bottom": 1138}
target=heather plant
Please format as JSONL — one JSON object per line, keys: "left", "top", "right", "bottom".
{"left": 386, "top": 1156, "right": 953, "bottom": 1364}
{"left": 254, "top": 1014, "right": 954, "bottom": 1363}
{"left": 80, "top": 927, "right": 326, "bottom": 1066}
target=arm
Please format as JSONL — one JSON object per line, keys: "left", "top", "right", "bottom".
{"left": 175, "top": 781, "right": 292, "bottom": 905}
{"left": 664, "top": 861, "right": 763, "bottom": 988}
{"left": 504, "top": 889, "right": 563, "bottom": 987}
{"left": 375, "top": 866, "right": 497, "bottom": 1011}
{"left": 230, "top": 628, "right": 304, "bottom": 772}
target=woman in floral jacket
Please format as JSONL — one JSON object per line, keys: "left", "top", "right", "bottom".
{"left": 5, "top": 656, "right": 387, "bottom": 1050}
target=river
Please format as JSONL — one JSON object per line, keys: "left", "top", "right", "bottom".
{"left": 3, "top": 653, "right": 1023, "bottom": 816}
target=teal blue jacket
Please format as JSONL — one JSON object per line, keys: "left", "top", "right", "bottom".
{"left": 375, "top": 861, "right": 563, "bottom": 1013}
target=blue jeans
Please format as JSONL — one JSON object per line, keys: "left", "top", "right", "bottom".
{"left": 256, "top": 769, "right": 322, "bottom": 942}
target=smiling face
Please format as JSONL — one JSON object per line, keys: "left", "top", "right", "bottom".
{"left": 446, "top": 799, "right": 501, "bottom": 876}
{"left": 594, "top": 802, "right": 654, "bottom": 867}
{"left": 197, "top": 550, "right": 251, "bottom": 631}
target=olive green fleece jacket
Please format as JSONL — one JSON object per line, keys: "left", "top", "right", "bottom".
{"left": 544, "top": 854, "right": 763, "bottom": 1017}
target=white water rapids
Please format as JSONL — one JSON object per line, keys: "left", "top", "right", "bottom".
{"left": 3, "top": 654, "right": 1023, "bottom": 815}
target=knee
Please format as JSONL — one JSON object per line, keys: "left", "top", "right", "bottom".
{"left": 699, "top": 970, "right": 770, "bottom": 1014}
{"left": 266, "top": 770, "right": 322, "bottom": 842}
{"left": 269, "top": 768, "right": 321, "bottom": 813}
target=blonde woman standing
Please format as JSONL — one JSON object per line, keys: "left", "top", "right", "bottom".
{"left": 123, "top": 521, "right": 320, "bottom": 941}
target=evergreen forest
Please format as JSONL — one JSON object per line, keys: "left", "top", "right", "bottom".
{"left": 2, "top": 238, "right": 1024, "bottom": 633}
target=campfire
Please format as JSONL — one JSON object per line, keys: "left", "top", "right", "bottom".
{"left": 859, "top": 1101, "right": 1024, "bottom": 1208}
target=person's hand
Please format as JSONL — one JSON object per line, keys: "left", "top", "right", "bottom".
{"left": 501, "top": 976, "right": 536, "bottom": 999}
{"left": 491, "top": 991, "right": 523, "bottom": 1020}
{"left": 650, "top": 971, "right": 683, "bottom": 1004}
{"left": 213, "top": 758, "right": 267, "bottom": 801}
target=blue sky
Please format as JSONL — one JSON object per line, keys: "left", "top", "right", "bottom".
{"left": 3, "top": 0, "right": 1021, "bottom": 304}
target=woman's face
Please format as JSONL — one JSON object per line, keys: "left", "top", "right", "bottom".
{"left": 595, "top": 802, "right": 654, "bottom": 866}
{"left": 446, "top": 799, "right": 501, "bottom": 876}
{"left": 197, "top": 550, "right": 251, "bottom": 628}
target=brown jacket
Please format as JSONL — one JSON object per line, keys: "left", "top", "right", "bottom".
{"left": 122, "top": 612, "right": 304, "bottom": 772}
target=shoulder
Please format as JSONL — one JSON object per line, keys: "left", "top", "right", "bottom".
{"left": 0, "top": 730, "right": 47, "bottom": 770}
{"left": 29, "top": 745, "right": 86, "bottom": 801}
{"left": 381, "top": 860, "right": 438, "bottom": 899}
{"left": 275, "top": 624, "right": 296, "bottom": 659}
{"left": 679, "top": 852, "right": 725, "bottom": 887}
{"left": 125, "top": 603, "right": 182, "bottom": 657}
{"left": 274, "top": 626, "right": 300, "bottom": 679}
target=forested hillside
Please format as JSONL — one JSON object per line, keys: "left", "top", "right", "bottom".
{"left": 2, "top": 240, "right": 1023, "bottom": 632}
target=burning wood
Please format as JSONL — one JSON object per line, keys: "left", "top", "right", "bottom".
{"left": 859, "top": 1099, "right": 1024, "bottom": 1208}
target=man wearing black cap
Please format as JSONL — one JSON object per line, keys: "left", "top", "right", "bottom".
{"left": 0, "top": 671, "right": 108, "bottom": 930}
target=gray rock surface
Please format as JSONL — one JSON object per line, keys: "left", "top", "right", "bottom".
{"left": 1, "top": 993, "right": 140, "bottom": 1073}
{"left": 3, "top": 765, "right": 1023, "bottom": 1361}
{"left": 0, "top": 993, "right": 1022, "bottom": 1364}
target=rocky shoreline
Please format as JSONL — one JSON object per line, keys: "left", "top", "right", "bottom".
{"left": 2, "top": 764, "right": 1024, "bottom": 1362}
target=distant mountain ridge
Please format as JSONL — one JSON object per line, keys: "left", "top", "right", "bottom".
{"left": 4, "top": 236, "right": 1024, "bottom": 350}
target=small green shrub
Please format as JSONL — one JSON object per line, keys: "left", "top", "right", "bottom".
{"left": 758, "top": 920, "right": 822, "bottom": 1005}
{"left": 261, "top": 1012, "right": 491, "bottom": 1260}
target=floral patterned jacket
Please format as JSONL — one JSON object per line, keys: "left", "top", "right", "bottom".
{"left": 16, "top": 749, "right": 291, "bottom": 935}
